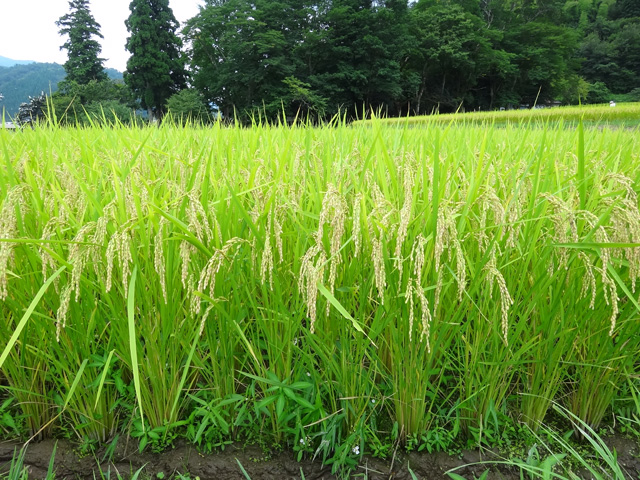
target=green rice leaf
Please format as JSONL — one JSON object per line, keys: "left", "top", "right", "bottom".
{"left": 127, "top": 266, "right": 145, "bottom": 433}
{"left": 63, "top": 358, "right": 88, "bottom": 409}
{"left": 94, "top": 349, "right": 115, "bottom": 410}
{"left": 317, "top": 282, "right": 374, "bottom": 346}
{"left": 0, "top": 266, "right": 65, "bottom": 371}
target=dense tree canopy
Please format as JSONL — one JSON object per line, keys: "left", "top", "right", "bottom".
{"left": 125, "top": 0, "right": 187, "bottom": 119}
{"left": 56, "top": 0, "right": 108, "bottom": 85}
{"left": 183, "top": 0, "right": 639, "bottom": 121}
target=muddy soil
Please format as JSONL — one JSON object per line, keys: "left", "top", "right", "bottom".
{"left": 1, "top": 436, "right": 639, "bottom": 479}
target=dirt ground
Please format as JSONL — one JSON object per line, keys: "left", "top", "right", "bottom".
{"left": 1, "top": 436, "right": 639, "bottom": 479}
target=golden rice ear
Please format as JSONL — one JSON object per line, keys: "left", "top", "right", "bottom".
{"left": 316, "top": 184, "right": 348, "bottom": 316}
{"left": 154, "top": 218, "right": 168, "bottom": 303}
{"left": 186, "top": 191, "right": 214, "bottom": 244}
{"left": 179, "top": 240, "right": 196, "bottom": 289}
{"left": 405, "top": 279, "right": 415, "bottom": 342}
{"left": 298, "top": 239, "right": 326, "bottom": 334}
{"left": 406, "top": 234, "right": 428, "bottom": 341}
{"left": 578, "top": 251, "right": 597, "bottom": 309}
{"left": 434, "top": 208, "right": 447, "bottom": 274}
{"left": 540, "top": 192, "right": 577, "bottom": 271}
{"left": 71, "top": 222, "right": 101, "bottom": 303}
{"left": 105, "top": 233, "right": 117, "bottom": 293}
{"left": 187, "top": 273, "right": 199, "bottom": 316}
{"left": 273, "top": 209, "right": 284, "bottom": 263}
{"left": 484, "top": 252, "right": 514, "bottom": 346}
{"left": 395, "top": 159, "right": 417, "bottom": 290}
{"left": 607, "top": 183, "right": 640, "bottom": 293}
{"left": 352, "top": 192, "right": 363, "bottom": 259}
{"left": 505, "top": 167, "right": 533, "bottom": 250}
{"left": 105, "top": 230, "right": 134, "bottom": 294}
{"left": 437, "top": 203, "right": 467, "bottom": 302}
{"left": 577, "top": 209, "right": 618, "bottom": 335}
{"left": 199, "top": 304, "right": 215, "bottom": 338}
{"left": 56, "top": 283, "right": 73, "bottom": 342}
{"left": 197, "top": 237, "right": 245, "bottom": 313}
{"left": 119, "top": 229, "right": 134, "bottom": 294}
{"left": 415, "top": 280, "right": 433, "bottom": 352}
{"left": 371, "top": 234, "right": 386, "bottom": 306}
{"left": 603, "top": 274, "right": 619, "bottom": 336}
{"left": 0, "top": 187, "right": 26, "bottom": 300}
{"left": 410, "top": 234, "right": 428, "bottom": 283}
{"left": 260, "top": 211, "right": 274, "bottom": 290}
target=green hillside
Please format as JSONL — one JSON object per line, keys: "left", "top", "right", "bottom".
{"left": 0, "top": 62, "right": 123, "bottom": 118}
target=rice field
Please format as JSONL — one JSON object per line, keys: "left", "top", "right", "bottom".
{"left": 1, "top": 110, "right": 640, "bottom": 475}
{"left": 356, "top": 102, "right": 640, "bottom": 128}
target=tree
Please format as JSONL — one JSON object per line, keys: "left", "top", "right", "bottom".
{"left": 308, "top": 0, "right": 406, "bottom": 117}
{"left": 51, "top": 78, "right": 139, "bottom": 126}
{"left": 502, "top": 21, "right": 579, "bottom": 104}
{"left": 406, "top": 2, "right": 494, "bottom": 113}
{"left": 56, "top": 0, "right": 108, "bottom": 85}
{"left": 186, "top": 0, "right": 315, "bottom": 121}
{"left": 577, "top": 0, "right": 640, "bottom": 97}
{"left": 616, "top": 0, "right": 640, "bottom": 19}
{"left": 16, "top": 93, "right": 48, "bottom": 126}
{"left": 282, "top": 77, "right": 328, "bottom": 119}
{"left": 125, "top": 0, "right": 187, "bottom": 120}
{"left": 166, "top": 89, "right": 210, "bottom": 123}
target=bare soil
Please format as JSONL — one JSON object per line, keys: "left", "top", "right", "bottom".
{"left": 1, "top": 436, "right": 639, "bottom": 479}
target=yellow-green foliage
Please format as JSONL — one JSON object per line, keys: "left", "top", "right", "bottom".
{"left": 356, "top": 102, "right": 640, "bottom": 127}
{"left": 1, "top": 119, "right": 639, "bottom": 456}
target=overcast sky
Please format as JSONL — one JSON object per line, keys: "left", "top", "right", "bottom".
{"left": 1, "top": 0, "right": 204, "bottom": 72}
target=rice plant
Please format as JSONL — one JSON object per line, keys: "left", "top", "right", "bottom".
{"left": 1, "top": 113, "right": 639, "bottom": 471}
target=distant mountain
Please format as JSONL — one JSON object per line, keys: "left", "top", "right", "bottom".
{"left": 0, "top": 62, "right": 123, "bottom": 117}
{"left": 106, "top": 68, "right": 124, "bottom": 81}
{"left": 0, "top": 55, "right": 34, "bottom": 68}
{"left": 0, "top": 63, "right": 65, "bottom": 117}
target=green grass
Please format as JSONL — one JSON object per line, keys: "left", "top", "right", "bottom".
{"left": 1, "top": 117, "right": 640, "bottom": 475}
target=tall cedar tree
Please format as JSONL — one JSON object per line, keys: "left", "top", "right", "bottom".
{"left": 125, "top": 0, "right": 187, "bottom": 119}
{"left": 56, "top": 0, "right": 108, "bottom": 84}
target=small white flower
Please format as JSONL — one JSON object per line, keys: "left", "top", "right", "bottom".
{"left": 300, "top": 438, "right": 305, "bottom": 445}
{"left": 352, "top": 445, "right": 360, "bottom": 455}
{"left": 306, "top": 372, "right": 311, "bottom": 377}
{"left": 371, "top": 399, "right": 375, "bottom": 404}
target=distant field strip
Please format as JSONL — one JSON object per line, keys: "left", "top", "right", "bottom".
{"left": 356, "top": 102, "right": 640, "bottom": 127}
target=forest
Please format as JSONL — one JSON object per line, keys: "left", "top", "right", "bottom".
{"left": 183, "top": 0, "right": 640, "bottom": 119}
